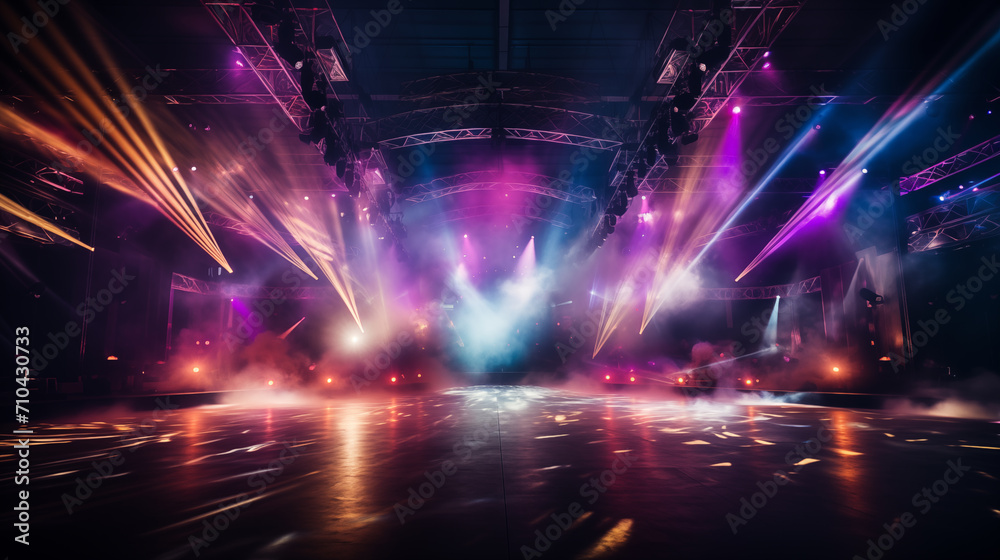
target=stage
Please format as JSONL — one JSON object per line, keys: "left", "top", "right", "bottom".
{"left": 17, "top": 386, "right": 999, "bottom": 559}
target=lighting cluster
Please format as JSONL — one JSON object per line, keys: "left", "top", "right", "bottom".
{"left": 587, "top": 15, "right": 732, "bottom": 254}
{"left": 255, "top": 9, "right": 359, "bottom": 198}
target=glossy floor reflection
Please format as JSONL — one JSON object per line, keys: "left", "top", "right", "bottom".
{"left": 11, "top": 386, "right": 1000, "bottom": 559}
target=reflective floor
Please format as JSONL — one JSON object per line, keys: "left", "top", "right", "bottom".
{"left": 10, "top": 386, "right": 1000, "bottom": 559}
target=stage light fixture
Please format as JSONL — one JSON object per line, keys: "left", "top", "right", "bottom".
{"left": 275, "top": 18, "right": 304, "bottom": 69}
{"left": 302, "top": 110, "right": 329, "bottom": 144}
{"left": 673, "top": 92, "right": 696, "bottom": 112}
{"left": 859, "top": 288, "right": 884, "bottom": 306}
{"left": 625, "top": 171, "right": 638, "bottom": 198}
{"left": 688, "top": 62, "right": 706, "bottom": 96}
{"left": 646, "top": 143, "right": 657, "bottom": 166}
{"left": 661, "top": 141, "right": 679, "bottom": 166}
{"left": 670, "top": 109, "right": 690, "bottom": 136}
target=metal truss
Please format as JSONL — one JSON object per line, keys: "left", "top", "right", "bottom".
{"left": 200, "top": 1, "right": 408, "bottom": 253}
{"left": 367, "top": 104, "right": 625, "bottom": 150}
{"left": 899, "top": 134, "right": 1000, "bottom": 195}
{"left": 404, "top": 172, "right": 595, "bottom": 204}
{"left": 596, "top": 0, "right": 806, "bottom": 242}
{"left": 688, "top": 1, "right": 809, "bottom": 132}
{"left": 693, "top": 209, "right": 793, "bottom": 247}
{"left": 282, "top": 0, "right": 350, "bottom": 83}
{"left": 170, "top": 273, "right": 214, "bottom": 296}
{"left": 203, "top": 211, "right": 305, "bottom": 247}
{"left": 171, "top": 272, "right": 331, "bottom": 299}
{"left": 0, "top": 214, "right": 81, "bottom": 246}
{"left": 400, "top": 72, "right": 601, "bottom": 106}
{"left": 906, "top": 184, "right": 1000, "bottom": 252}
{"left": 0, "top": 154, "right": 84, "bottom": 246}
{"left": 204, "top": 211, "right": 267, "bottom": 239}
{"left": 201, "top": 2, "right": 315, "bottom": 130}
{"left": 700, "top": 275, "right": 821, "bottom": 300}
{"left": 428, "top": 205, "right": 574, "bottom": 230}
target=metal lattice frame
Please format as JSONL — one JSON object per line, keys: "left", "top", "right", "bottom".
{"left": 199, "top": 1, "right": 409, "bottom": 253}
{"left": 201, "top": 2, "right": 315, "bottom": 130}
{"left": 367, "top": 104, "right": 625, "bottom": 150}
{"left": 405, "top": 172, "right": 596, "bottom": 204}
{"left": 700, "top": 275, "right": 821, "bottom": 300}
{"left": 595, "top": 0, "right": 806, "bottom": 242}
{"left": 171, "top": 273, "right": 214, "bottom": 296}
{"left": 899, "top": 134, "right": 1000, "bottom": 195}
{"left": 0, "top": 154, "right": 84, "bottom": 245}
{"left": 283, "top": 0, "right": 350, "bottom": 83}
{"left": 906, "top": 184, "right": 1000, "bottom": 252}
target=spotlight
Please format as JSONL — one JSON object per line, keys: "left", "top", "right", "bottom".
{"left": 859, "top": 288, "right": 884, "bottom": 306}
{"left": 670, "top": 110, "right": 690, "bottom": 136}
{"left": 625, "top": 171, "right": 638, "bottom": 198}
{"left": 862, "top": 168, "right": 868, "bottom": 174}
{"left": 326, "top": 378, "right": 332, "bottom": 383}
{"left": 762, "top": 62, "right": 771, "bottom": 69}
{"left": 832, "top": 366, "right": 840, "bottom": 373}
{"left": 939, "top": 196, "right": 944, "bottom": 201}
{"left": 267, "top": 380, "right": 274, "bottom": 386}
{"left": 275, "top": 18, "right": 304, "bottom": 69}
{"left": 191, "top": 166, "right": 197, "bottom": 171}
{"left": 763, "top": 50, "right": 771, "bottom": 58}
{"left": 819, "top": 170, "right": 826, "bottom": 175}
{"left": 732, "top": 106, "right": 741, "bottom": 114}
{"left": 192, "top": 367, "right": 200, "bottom": 373}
